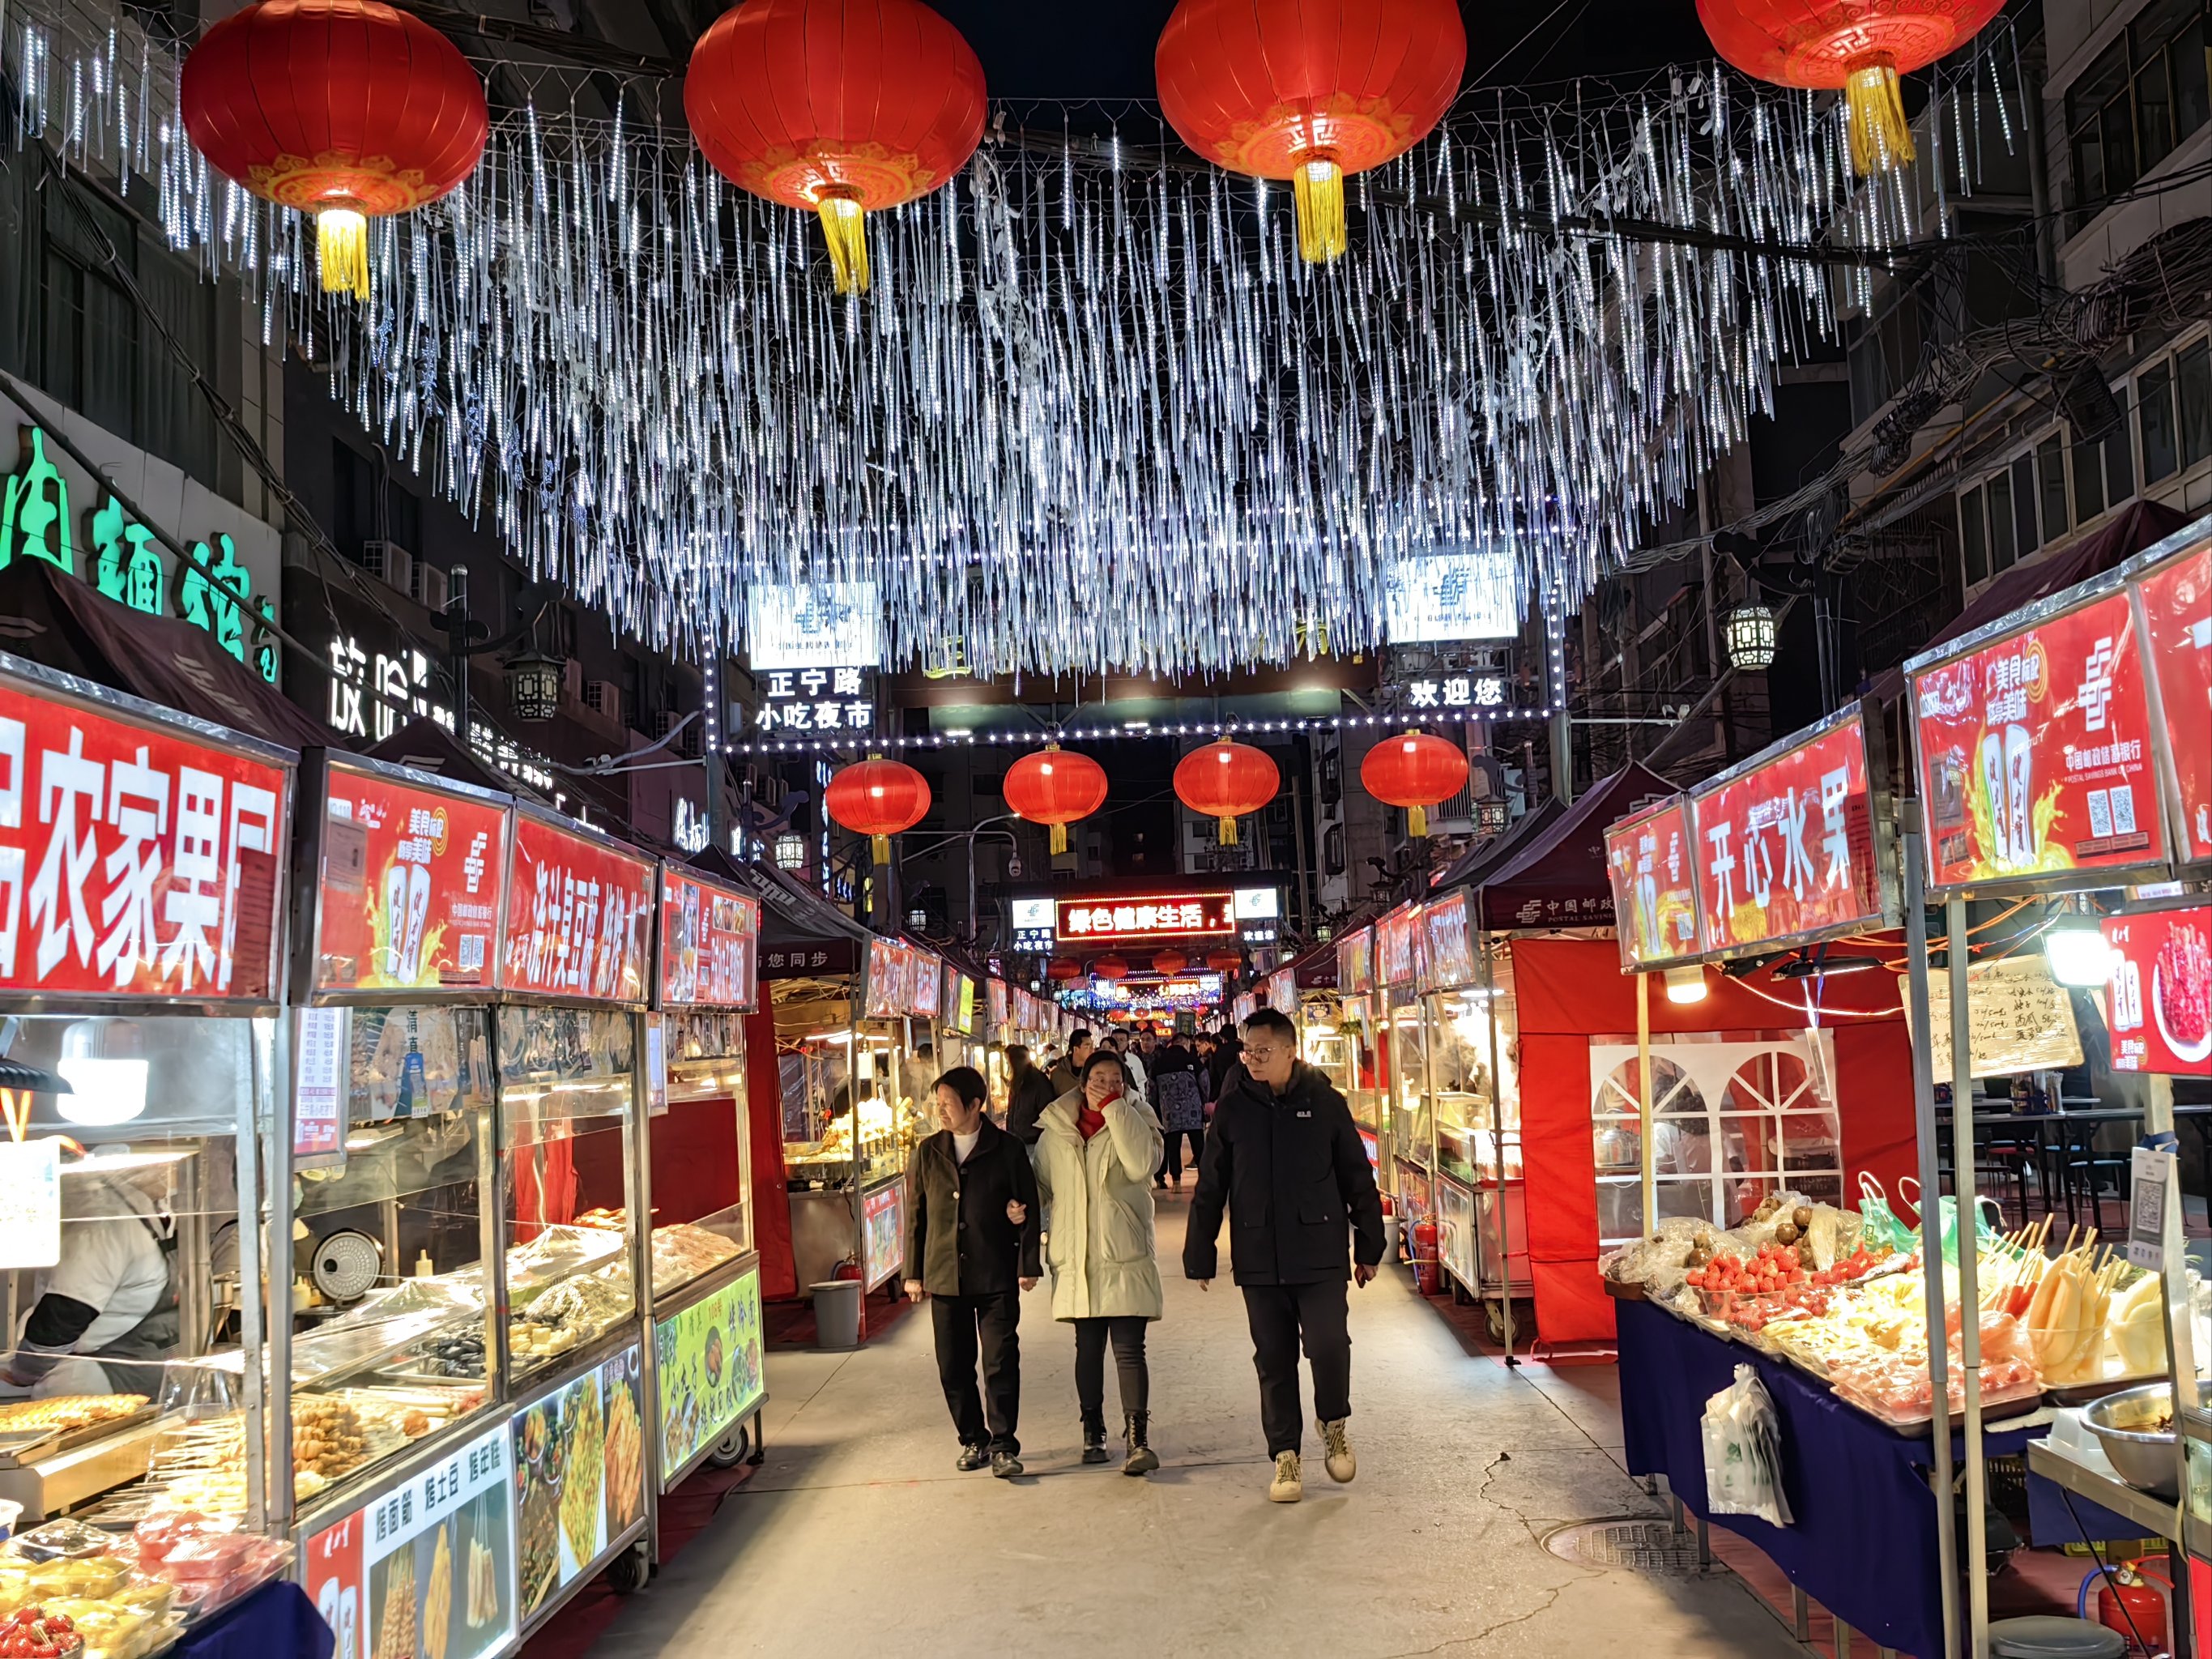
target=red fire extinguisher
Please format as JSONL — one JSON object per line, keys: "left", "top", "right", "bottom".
{"left": 1410, "top": 1218, "right": 1441, "bottom": 1296}
{"left": 2091, "top": 1560, "right": 2172, "bottom": 1653}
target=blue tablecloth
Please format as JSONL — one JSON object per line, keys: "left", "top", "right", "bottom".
{"left": 173, "top": 1580, "right": 333, "bottom": 1659}
{"left": 1617, "top": 1298, "right": 2042, "bottom": 1658}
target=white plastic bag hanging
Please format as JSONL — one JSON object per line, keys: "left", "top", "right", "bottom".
{"left": 1700, "top": 1364, "right": 1793, "bottom": 1527}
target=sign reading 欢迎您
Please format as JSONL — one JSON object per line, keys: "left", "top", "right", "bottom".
{"left": 1911, "top": 586, "right": 2166, "bottom": 893}
{"left": 0, "top": 666, "right": 290, "bottom": 1000}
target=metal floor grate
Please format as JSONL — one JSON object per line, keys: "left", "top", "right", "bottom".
{"left": 1543, "top": 1517, "right": 1706, "bottom": 1576}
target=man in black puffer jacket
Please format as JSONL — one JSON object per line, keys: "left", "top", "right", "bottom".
{"left": 1186, "top": 1008, "right": 1384, "bottom": 1505}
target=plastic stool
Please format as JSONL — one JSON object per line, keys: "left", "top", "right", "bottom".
{"left": 1988, "top": 1616, "right": 2126, "bottom": 1658}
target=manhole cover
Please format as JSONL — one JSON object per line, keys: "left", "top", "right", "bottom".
{"left": 1544, "top": 1518, "right": 1704, "bottom": 1576}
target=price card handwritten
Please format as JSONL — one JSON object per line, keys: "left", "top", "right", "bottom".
{"left": 1915, "top": 953, "right": 2085, "bottom": 1078}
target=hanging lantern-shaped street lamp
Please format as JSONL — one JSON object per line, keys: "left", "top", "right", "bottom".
{"left": 1725, "top": 601, "right": 1779, "bottom": 672}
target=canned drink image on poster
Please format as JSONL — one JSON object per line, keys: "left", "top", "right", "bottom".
{"left": 2134, "top": 537, "right": 2212, "bottom": 864}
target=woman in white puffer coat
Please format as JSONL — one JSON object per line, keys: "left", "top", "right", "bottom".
{"left": 1033, "top": 1050, "right": 1166, "bottom": 1475}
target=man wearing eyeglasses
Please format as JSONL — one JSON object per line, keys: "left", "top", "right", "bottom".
{"left": 1185, "top": 1007, "right": 1384, "bottom": 1503}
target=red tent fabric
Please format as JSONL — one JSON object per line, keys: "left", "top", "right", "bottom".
{"left": 1511, "top": 937, "right": 1917, "bottom": 1346}
{"left": 1475, "top": 764, "right": 1677, "bottom": 930}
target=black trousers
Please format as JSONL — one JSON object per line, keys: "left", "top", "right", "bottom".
{"left": 1159, "top": 1127, "right": 1204, "bottom": 1181}
{"left": 1241, "top": 1279, "right": 1351, "bottom": 1456}
{"left": 1072, "top": 1316, "right": 1149, "bottom": 1422}
{"left": 931, "top": 1291, "right": 1021, "bottom": 1454}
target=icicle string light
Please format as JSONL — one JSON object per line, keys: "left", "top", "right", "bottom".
{"left": 11, "top": 0, "right": 2024, "bottom": 680}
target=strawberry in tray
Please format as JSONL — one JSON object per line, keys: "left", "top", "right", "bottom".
{"left": 0, "top": 1609, "right": 82, "bottom": 1658}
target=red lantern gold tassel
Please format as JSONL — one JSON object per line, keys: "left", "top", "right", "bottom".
{"left": 318, "top": 208, "right": 371, "bottom": 300}
{"left": 1843, "top": 58, "right": 1916, "bottom": 174}
{"left": 815, "top": 193, "right": 871, "bottom": 294}
{"left": 1291, "top": 156, "right": 1347, "bottom": 265}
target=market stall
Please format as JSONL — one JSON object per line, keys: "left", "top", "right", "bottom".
{"left": 644, "top": 857, "right": 766, "bottom": 1519}
{"left": 1373, "top": 902, "right": 1426, "bottom": 1224}
{"left": 0, "top": 650, "right": 301, "bottom": 1641}
{"left": 1324, "top": 927, "right": 1383, "bottom": 1171}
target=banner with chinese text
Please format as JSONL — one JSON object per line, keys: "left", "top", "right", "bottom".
{"left": 1336, "top": 925, "right": 1374, "bottom": 993}
{"left": 501, "top": 813, "right": 654, "bottom": 1003}
{"left": 1421, "top": 890, "right": 1478, "bottom": 989}
{"left": 1604, "top": 796, "right": 1701, "bottom": 970}
{"left": 2103, "top": 906, "right": 2212, "bottom": 1077}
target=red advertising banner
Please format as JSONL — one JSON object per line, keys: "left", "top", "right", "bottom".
{"left": 1912, "top": 586, "right": 2166, "bottom": 892}
{"left": 314, "top": 762, "right": 505, "bottom": 994}
{"left": 501, "top": 813, "right": 654, "bottom": 1003}
{"left": 1421, "top": 891, "right": 1477, "bottom": 989}
{"left": 0, "top": 671, "right": 289, "bottom": 1001}
{"left": 1375, "top": 905, "right": 1419, "bottom": 986}
{"left": 987, "top": 978, "right": 1008, "bottom": 1033}
{"left": 1268, "top": 966, "right": 1298, "bottom": 1012}
{"left": 909, "top": 949, "right": 944, "bottom": 1021}
{"left": 2103, "top": 906, "right": 2212, "bottom": 1077}
{"left": 2137, "top": 541, "right": 2211, "bottom": 864}
{"left": 1689, "top": 709, "right": 1886, "bottom": 954}
{"left": 863, "top": 936, "right": 910, "bottom": 1019}
{"left": 1605, "top": 797, "right": 1701, "bottom": 970}
{"left": 658, "top": 869, "right": 761, "bottom": 1009}
{"left": 1336, "top": 925, "right": 1375, "bottom": 993}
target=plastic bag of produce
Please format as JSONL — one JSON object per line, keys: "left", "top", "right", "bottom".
{"left": 1856, "top": 1173, "right": 1914, "bottom": 1253}
{"left": 1700, "top": 1364, "right": 1792, "bottom": 1528}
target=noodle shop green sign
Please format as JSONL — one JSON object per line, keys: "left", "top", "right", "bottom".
{"left": 0, "top": 424, "right": 278, "bottom": 682}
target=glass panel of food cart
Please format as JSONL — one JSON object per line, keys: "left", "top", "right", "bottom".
{"left": 495, "top": 1008, "right": 636, "bottom": 1384}
{"left": 649, "top": 1007, "right": 753, "bottom": 1295}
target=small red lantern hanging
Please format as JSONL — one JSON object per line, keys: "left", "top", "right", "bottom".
{"left": 1204, "top": 949, "right": 1243, "bottom": 975}
{"left": 1003, "top": 744, "right": 1109, "bottom": 856}
{"left": 181, "top": 0, "right": 489, "bottom": 300}
{"left": 1697, "top": 0, "right": 2006, "bottom": 174}
{"left": 824, "top": 753, "right": 931, "bottom": 862}
{"left": 1156, "top": 0, "right": 1464, "bottom": 264}
{"left": 1151, "top": 949, "right": 1190, "bottom": 977}
{"left": 1093, "top": 955, "right": 1130, "bottom": 981}
{"left": 685, "top": 0, "right": 987, "bottom": 294}
{"left": 1174, "top": 736, "right": 1279, "bottom": 847}
{"left": 1047, "top": 957, "right": 1083, "bottom": 982}
{"left": 1360, "top": 729, "right": 1470, "bottom": 838}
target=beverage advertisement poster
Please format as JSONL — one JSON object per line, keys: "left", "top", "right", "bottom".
{"left": 302, "top": 1421, "right": 516, "bottom": 1659}
{"left": 863, "top": 1183, "right": 904, "bottom": 1287}
{"left": 655, "top": 1266, "right": 766, "bottom": 1480}
{"left": 2135, "top": 541, "right": 2212, "bottom": 864}
{"left": 501, "top": 815, "right": 654, "bottom": 1003}
{"left": 2103, "top": 906, "right": 2212, "bottom": 1077}
{"left": 1604, "top": 796, "right": 1701, "bottom": 970}
{"left": 512, "top": 1346, "right": 646, "bottom": 1621}
{"left": 1688, "top": 709, "right": 1887, "bottom": 953}
{"left": 0, "top": 668, "right": 290, "bottom": 1000}
{"left": 315, "top": 764, "right": 505, "bottom": 994}
{"left": 658, "top": 869, "right": 761, "bottom": 1009}
{"left": 1911, "top": 587, "right": 2167, "bottom": 892}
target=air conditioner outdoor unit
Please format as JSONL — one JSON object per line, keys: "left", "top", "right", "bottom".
{"left": 583, "top": 680, "right": 620, "bottom": 723}
{"left": 411, "top": 562, "right": 450, "bottom": 614}
{"left": 358, "top": 540, "right": 414, "bottom": 595}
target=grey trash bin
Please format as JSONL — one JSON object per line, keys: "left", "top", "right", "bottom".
{"left": 1988, "top": 1616, "right": 2126, "bottom": 1659}
{"left": 812, "top": 1280, "right": 863, "bottom": 1351}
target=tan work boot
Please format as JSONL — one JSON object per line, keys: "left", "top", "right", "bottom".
{"left": 1268, "top": 1449, "right": 1303, "bottom": 1503}
{"left": 1319, "top": 1417, "right": 1356, "bottom": 1483}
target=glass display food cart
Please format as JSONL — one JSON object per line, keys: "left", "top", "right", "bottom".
{"left": 644, "top": 859, "right": 765, "bottom": 1516}
{"left": 0, "top": 651, "right": 300, "bottom": 1625}
{"left": 1328, "top": 928, "right": 1383, "bottom": 1169}
{"left": 1375, "top": 903, "right": 1427, "bottom": 1219}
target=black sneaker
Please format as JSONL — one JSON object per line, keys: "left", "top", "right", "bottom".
{"left": 991, "top": 1450, "right": 1025, "bottom": 1478}
{"left": 1080, "top": 1418, "right": 1110, "bottom": 1465}
{"left": 956, "top": 1444, "right": 989, "bottom": 1472}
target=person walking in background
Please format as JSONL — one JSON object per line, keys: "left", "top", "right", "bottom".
{"left": 1033, "top": 1049, "right": 1166, "bottom": 1474}
{"left": 906, "top": 1066, "right": 1042, "bottom": 1478}
{"left": 1048, "top": 1030, "right": 1094, "bottom": 1098}
{"left": 1105, "top": 1031, "right": 1149, "bottom": 1101}
{"left": 1204, "top": 1026, "right": 1243, "bottom": 1107}
{"left": 1149, "top": 1033, "right": 1206, "bottom": 1189}
{"left": 1004, "top": 1044, "right": 1057, "bottom": 1147}
{"left": 1187, "top": 1009, "right": 1384, "bottom": 1504}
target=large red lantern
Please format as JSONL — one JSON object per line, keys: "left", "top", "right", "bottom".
{"left": 181, "top": 0, "right": 488, "bottom": 299}
{"left": 685, "top": 0, "right": 987, "bottom": 294}
{"left": 1361, "top": 730, "right": 1470, "bottom": 838}
{"left": 1174, "top": 736, "right": 1279, "bottom": 847}
{"left": 1047, "top": 957, "right": 1083, "bottom": 982}
{"left": 1156, "top": 0, "right": 1463, "bottom": 264}
{"left": 1151, "top": 949, "right": 1190, "bottom": 977}
{"left": 824, "top": 754, "right": 931, "bottom": 861}
{"left": 1003, "top": 744, "right": 1109, "bottom": 856}
{"left": 1204, "top": 949, "right": 1243, "bottom": 975}
{"left": 1092, "top": 955, "right": 1130, "bottom": 981}
{"left": 1698, "top": 0, "right": 2005, "bottom": 174}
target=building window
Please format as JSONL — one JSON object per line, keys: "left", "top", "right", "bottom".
{"left": 2178, "top": 338, "right": 2212, "bottom": 470}
{"left": 1960, "top": 484, "right": 1988, "bottom": 586}
{"left": 2010, "top": 454, "right": 2039, "bottom": 554}
{"left": 2037, "top": 434, "right": 2070, "bottom": 542}
{"left": 1987, "top": 467, "right": 2018, "bottom": 574}
{"left": 2141, "top": 358, "right": 2180, "bottom": 484}
{"left": 2067, "top": 0, "right": 2210, "bottom": 218}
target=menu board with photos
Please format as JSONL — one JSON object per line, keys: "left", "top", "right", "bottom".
{"left": 1336, "top": 926, "right": 1375, "bottom": 993}
{"left": 314, "top": 760, "right": 506, "bottom": 996}
{"left": 1605, "top": 796, "right": 1702, "bottom": 970}
{"left": 2103, "top": 905, "right": 2212, "bottom": 1077}
{"left": 656, "top": 1265, "right": 766, "bottom": 1484}
{"left": 1689, "top": 706, "right": 1889, "bottom": 955}
{"left": 861, "top": 936, "right": 911, "bottom": 1019}
{"left": 909, "top": 949, "right": 944, "bottom": 1020}
{"left": 1910, "top": 586, "right": 2167, "bottom": 893}
{"left": 512, "top": 1346, "right": 646, "bottom": 1621}
{"left": 1375, "top": 905, "right": 1420, "bottom": 986}
{"left": 0, "top": 662, "right": 291, "bottom": 1001}
{"left": 1421, "top": 890, "right": 1478, "bottom": 989}
{"left": 501, "top": 812, "right": 654, "bottom": 1002}
{"left": 2135, "top": 539, "right": 2211, "bottom": 865}
{"left": 658, "top": 868, "right": 761, "bottom": 1009}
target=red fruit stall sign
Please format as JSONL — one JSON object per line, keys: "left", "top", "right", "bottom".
{"left": 1912, "top": 585, "right": 2167, "bottom": 893}
{"left": 314, "top": 763, "right": 506, "bottom": 993}
{"left": 2136, "top": 540, "right": 2212, "bottom": 864}
{"left": 0, "top": 669, "right": 289, "bottom": 1001}
{"left": 501, "top": 812, "right": 654, "bottom": 1003}
{"left": 2103, "top": 906, "right": 2212, "bottom": 1077}
{"left": 658, "top": 868, "right": 761, "bottom": 1009}
{"left": 1605, "top": 795, "right": 1702, "bottom": 970}
{"left": 1688, "top": 708, "right": 1886, "bottom": 954}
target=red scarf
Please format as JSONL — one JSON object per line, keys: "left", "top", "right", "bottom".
{"left": 1077, "top": 1085, "right": 1120, "bottom": 1141}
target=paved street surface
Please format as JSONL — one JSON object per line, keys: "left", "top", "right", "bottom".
{"left": 597, "top": 1196, "right": 1805, "bottom": 1658}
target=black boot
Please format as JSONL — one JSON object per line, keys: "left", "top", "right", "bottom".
{"left": 1122, "top": 1411, "right": 1158, "bottom": 1477}
{"left": 1080, "top": 1412, "right": 1110, "bottom": 1465}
